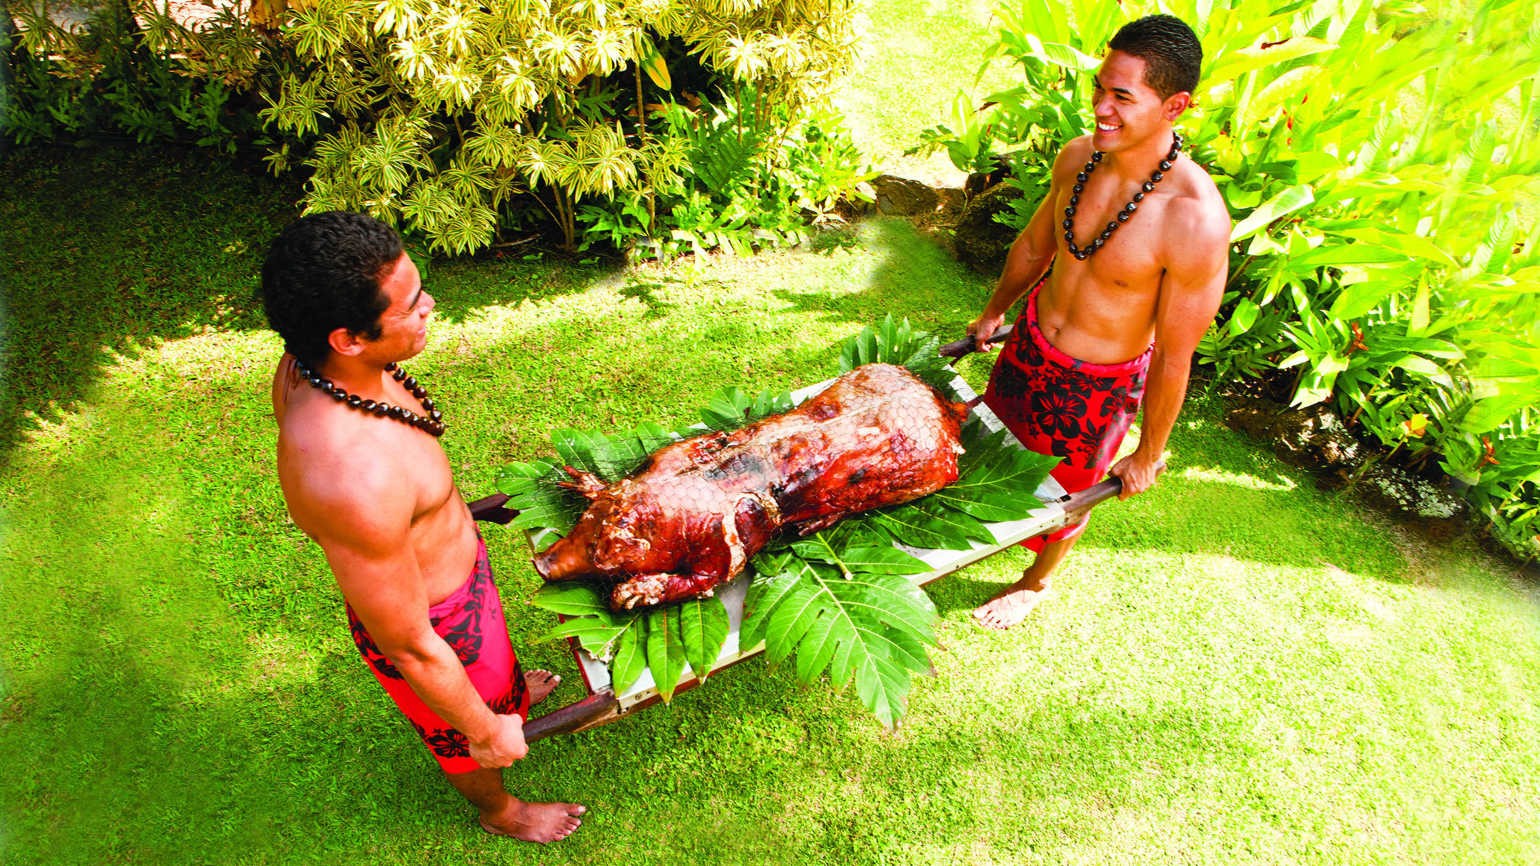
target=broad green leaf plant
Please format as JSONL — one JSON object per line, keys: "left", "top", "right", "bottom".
{"left": 920, "top": 0, "right": 1540, "bottom": 559}
{"left": 255, "top": 0, "right": 870, "bottom": 254}
{"left": 496, "top": 318, "right": 1058, "bottom": 727}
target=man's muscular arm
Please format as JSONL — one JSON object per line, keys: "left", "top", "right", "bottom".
{"left": 1109, "top": 194, "right": 1228, "bottom": 498}
{"left": 969, "top": 141, "right": 1088, "bottom": 349}
{"left": 297, "top": 468, "right": 530, "bottom": 768}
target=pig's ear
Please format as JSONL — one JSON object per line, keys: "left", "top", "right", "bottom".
{"left": 557, "top": 467, "right": 608, "bottom": 500}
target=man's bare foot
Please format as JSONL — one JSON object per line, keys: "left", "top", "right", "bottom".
{"left": 525, "top": 669, "right": 562, "bottom": 707}
{"left": 972, "top": 586, "right": 1049, "bottom": 630}
{"left": 479, "top": 800, "right": 586, "bottom": 843}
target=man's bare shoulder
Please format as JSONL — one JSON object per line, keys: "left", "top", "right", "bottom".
{"left": 1056, "top": 136, "right": 1096, "bottom": 172}
{"left": 276, "top": 403, "right": 419, "bottom": 539}
{"left": 1161, "top": 159, "right": 1230, "bottom": 253}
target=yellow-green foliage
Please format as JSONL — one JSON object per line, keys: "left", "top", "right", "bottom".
{"left": 255, "top": 0, "right": 863, "bottom": 253}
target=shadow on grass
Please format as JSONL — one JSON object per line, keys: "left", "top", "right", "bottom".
{"left": 422, "top": 251, "right": 625, "bottom": 326}
{"left": 0, "top": 142, "right": 609, "bottom": 464}
{"left": 0, "top": 143, "right": 298, "bottom": 458}
{"left": 925, "top": 397, "right": 1413, "bottom": 620}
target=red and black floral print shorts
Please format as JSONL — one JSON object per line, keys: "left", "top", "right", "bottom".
{"left": 347, "top": 535, "right": 530, "bottom": 774}
{"left": 984, "top": 278, "right": 1151, "bottom": 548}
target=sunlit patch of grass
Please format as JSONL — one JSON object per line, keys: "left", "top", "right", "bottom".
{"left": 1177, "top": 464, "right": 1298, "bottom": 492}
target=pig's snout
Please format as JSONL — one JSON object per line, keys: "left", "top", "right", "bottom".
{"left": 533, "top": 536, "right": 589, "bottom": 581}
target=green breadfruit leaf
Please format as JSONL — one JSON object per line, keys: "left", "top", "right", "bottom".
{"left": 792, "top": 602, "right": 846, "bottom": 684}
{"left": 742, "top": 569, "right": 804, "bottom": 650}
{"left": 677, "top": 595, "right": 731, "bottom": 681}
{"left": 645, "top": 605, "right": 689, "bottom": 702}
{"left": 747, "top": 548, "right": 802, "bottom": 587}
{"left": 799, "top": 517, "right": 900, "bottom": 556}
{"left": 853, "top": 646, "right": 915, "bottom": 730}
{"left": 929, "top": 488, "right": 1043, "bottom": 523}
{"left": 900, "top": 497, "right": 1000, "bottom": 546}
{"left": 865, "top": 503, "right": 982, "bottom": 550}
{"left": 949, "top": 423, "right": 1059, "bottom": 500}
{"left": 762, "top": 570, "right": 828, "bottom": 667}
{"left": 829, "top": 576, "right": 937, "bottom": 653}
{"left": 610, "top": 615, "right": 649, "bottom": 694}
{"left": 495, "top": 458, "right": 586, "bottom": 533}
{"left": 788, "top": 525, "right": 864, "bottom": 566}
{"left": 747, "top": 564, "right": 936, "bottom": 728}
{"left": 826, "top": 545, "right": 931, "bottom": 576}
{"left": 699, "top": 386, "right": 795, "bottom": 431}
{"left": 531, "top": 582, "right": 610, "bottom": 617}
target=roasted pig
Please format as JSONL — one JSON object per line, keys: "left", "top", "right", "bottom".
{"left": 533, "top": 363, "right": 968, "bottom": 610}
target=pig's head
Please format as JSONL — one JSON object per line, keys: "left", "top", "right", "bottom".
{"left": 532, "top": 499, "right": 655, "bottom": 582}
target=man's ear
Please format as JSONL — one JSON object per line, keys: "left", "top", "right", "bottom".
{"left": 1163, "top": 91, "right": 1193, "bottom": 120}
{"left": 327, "top": 326, "right": 367, "bottom": 358}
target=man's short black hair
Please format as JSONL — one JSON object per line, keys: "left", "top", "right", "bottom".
{"left": 261, "top": 211, "right": 403, "bottom": 369}
{"left": 1109, "top": 14, "right": 1203, "bottom": 98}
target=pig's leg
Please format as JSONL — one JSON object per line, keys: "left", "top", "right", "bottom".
{"left": 609, "top": 514, "right": 735, "bottom": 610}
{"left": 611, "top": 571, "right": 726, "bottom": 610}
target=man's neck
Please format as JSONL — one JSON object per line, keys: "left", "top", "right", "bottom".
{"left": 315, "top": 354, "right": 393, "bottom": 400}
{"left": 1101, "top": 127, "right": 1177, "bottom": 181}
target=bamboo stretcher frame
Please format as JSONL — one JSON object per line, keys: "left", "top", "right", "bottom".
{"left": 465, "top": 327, "right": 1125, "bottom": 742}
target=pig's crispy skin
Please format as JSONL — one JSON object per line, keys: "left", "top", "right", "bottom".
{"left": 533, "top": 364, "right": 969, "bottom": 610}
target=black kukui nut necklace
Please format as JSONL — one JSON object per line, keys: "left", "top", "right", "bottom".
{"left": 293, "top": 358, "right": 446, "bottom": 437}
{"left": 1063, "top": 132, "right": 1184, "bottom": 261}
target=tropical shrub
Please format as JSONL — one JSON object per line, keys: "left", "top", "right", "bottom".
{"left": 4, "top": 0, "right": 264, "bottom": 151}
{"left": 253, "top": 0, "right": 870, "bottom": 255}
{"left": 575, "top": 91, "right": 874, "bottom": 260}
{"left": 5, "top": 0, "right": 871, "bottom": 257}
{"left": 913, "top": 0, "right": 1540, "bottom": 560}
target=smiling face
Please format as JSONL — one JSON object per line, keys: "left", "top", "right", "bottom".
{"left": 1089, "top": 50, "right": 1190, "bottom": 155}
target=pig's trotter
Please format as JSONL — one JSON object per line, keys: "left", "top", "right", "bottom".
{"left": 612, "top": 573, "right": 721, "bottom": 610}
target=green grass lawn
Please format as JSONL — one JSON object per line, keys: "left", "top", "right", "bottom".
{"left": 835, "top": 0, "right": 1017, "bottom": 184}
{"left": 2, "top": 142, "right": 1537, "bottom": 865}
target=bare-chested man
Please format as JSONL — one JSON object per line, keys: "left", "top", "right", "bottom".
{"left": 968, "top": 15, "right": 1229, "bottom": 629}
{"left": 262, "top": 212, "right": 585, "bottom": 842}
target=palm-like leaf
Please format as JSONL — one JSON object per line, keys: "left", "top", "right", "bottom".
{"left": 743, "top": 561, "right": 936, "bottom": 729}
{"left": 551, "top": 422, "right": 676, "bottom": 481}
{"left": 839, "top": 315, "right": 955, "bottom": 394}
{"left": 699, "top": 386, "right": 796, "bottom": 431}
{"left": 496, "top": 458, "right": 584, "bottom": 534}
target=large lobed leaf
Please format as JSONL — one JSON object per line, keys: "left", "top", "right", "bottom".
{"left": 742, "top": 561, "right": 936, "bottom": 729}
